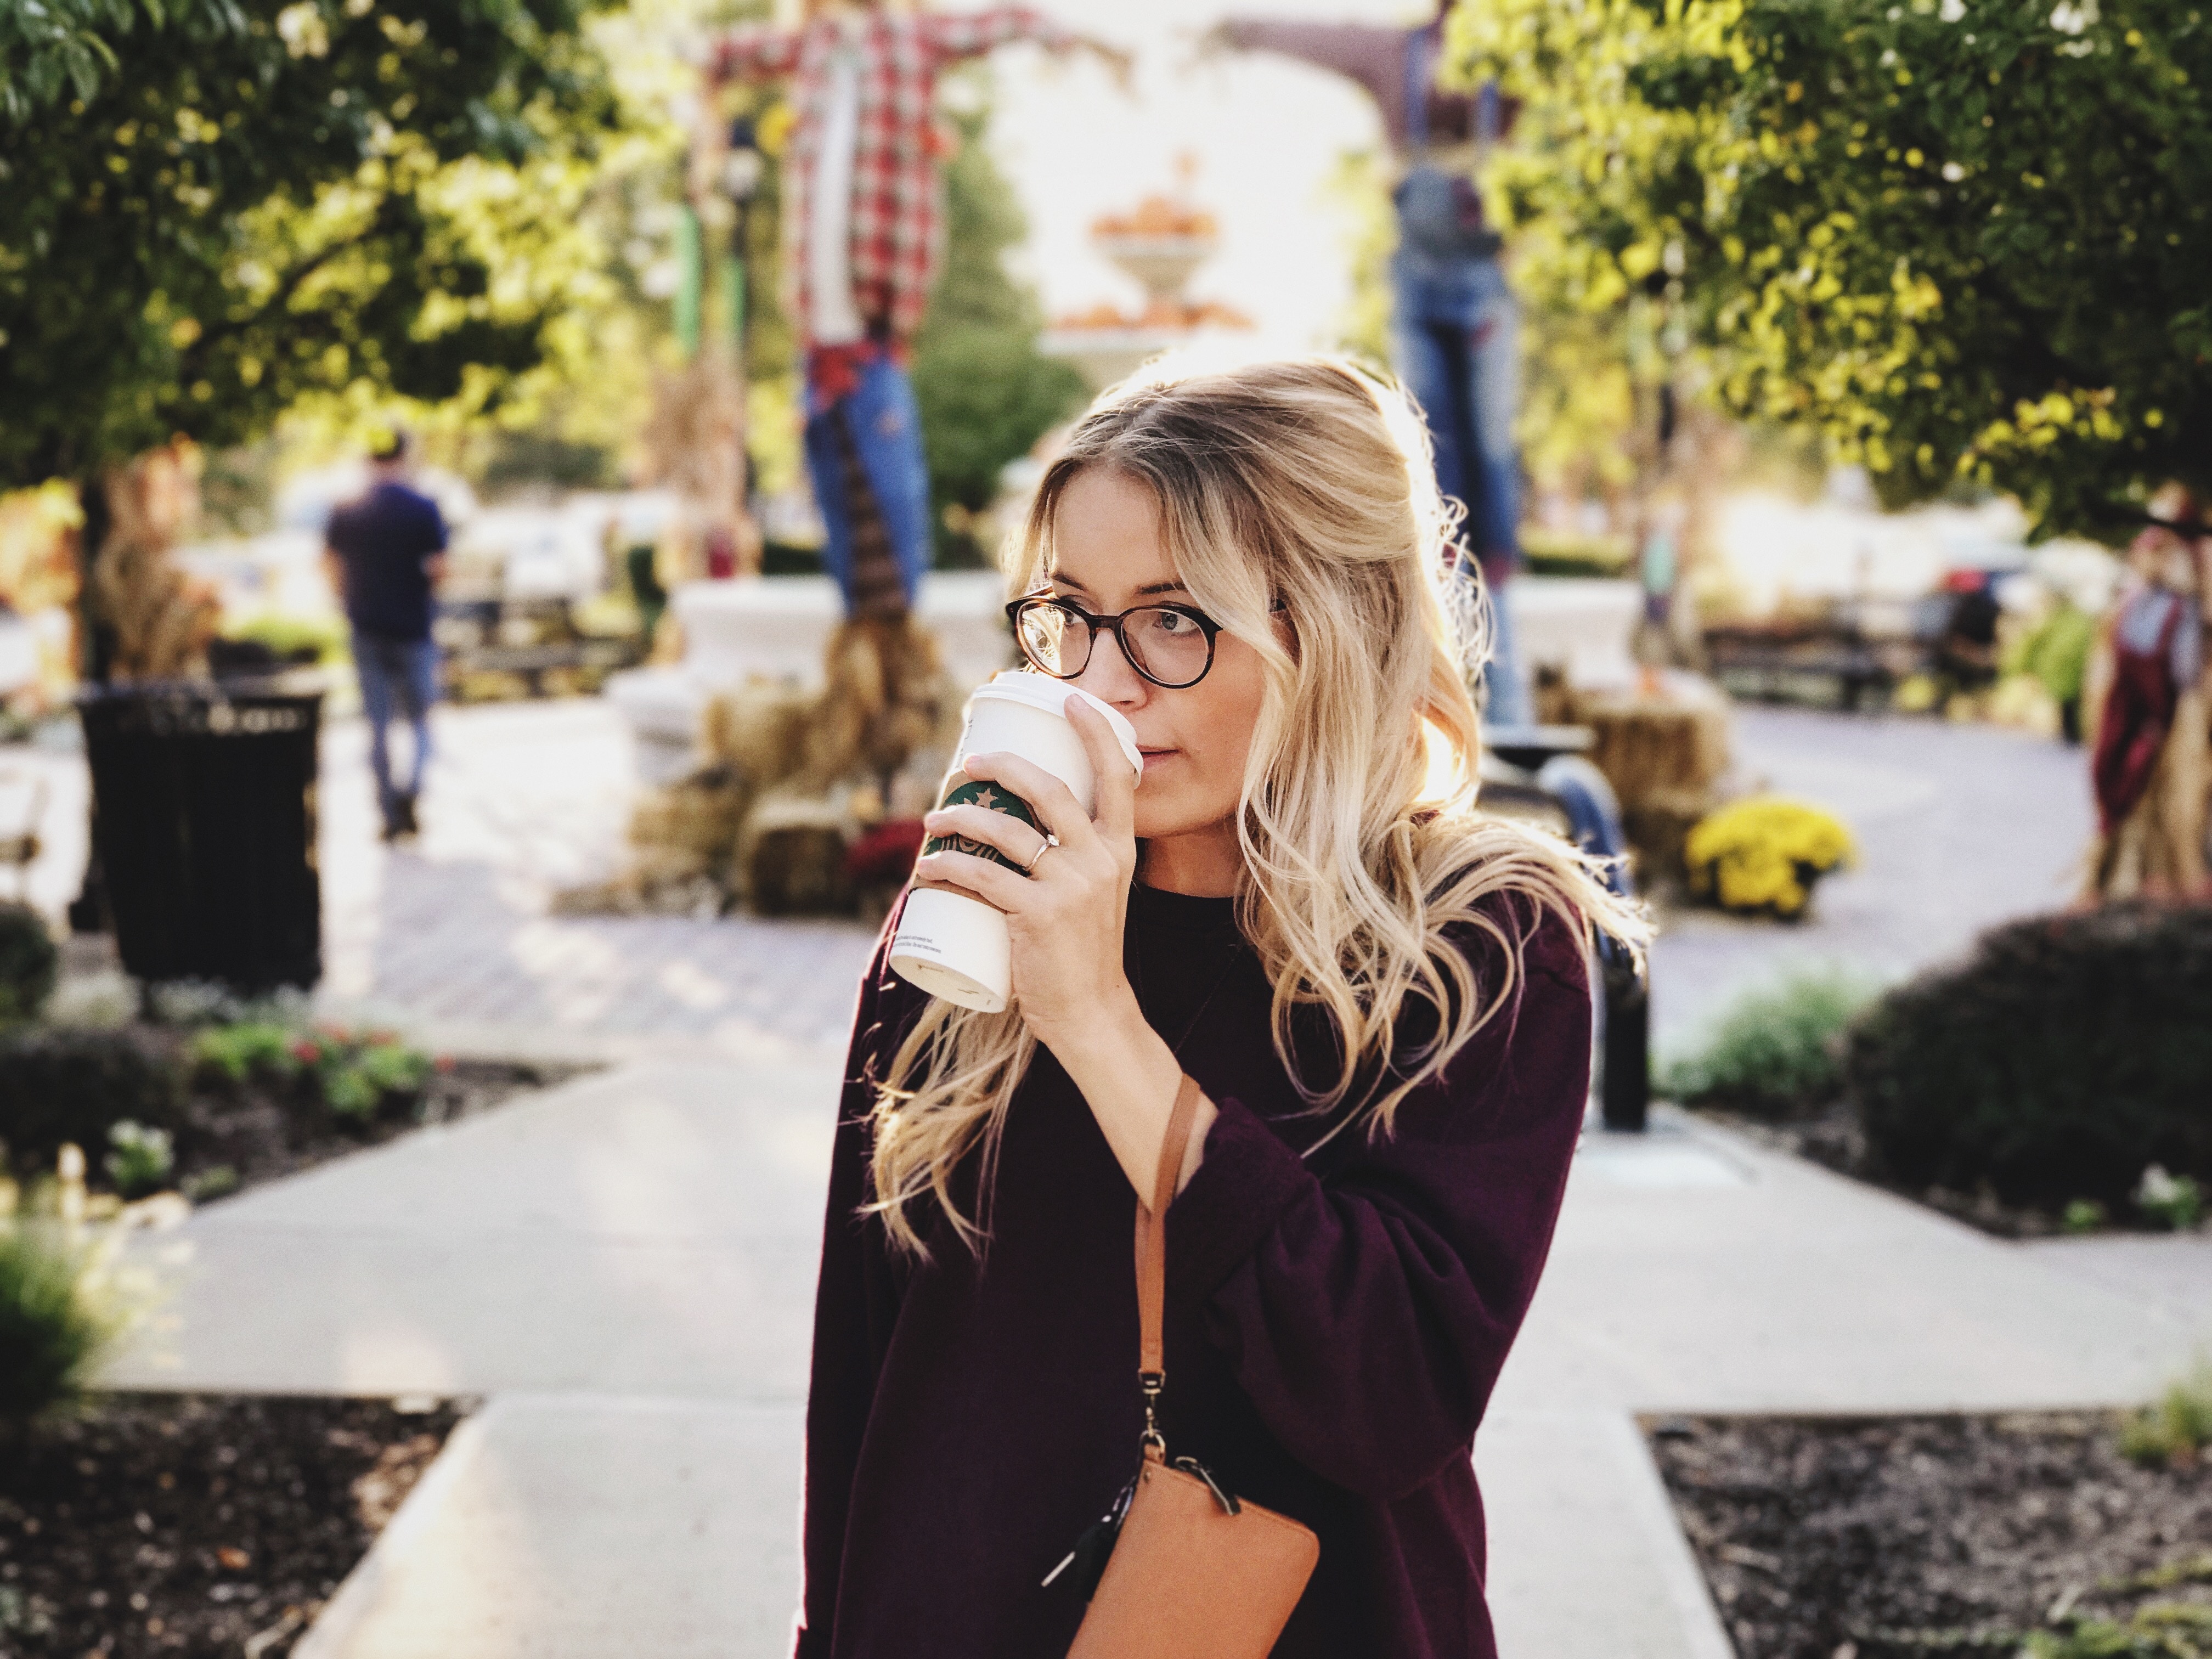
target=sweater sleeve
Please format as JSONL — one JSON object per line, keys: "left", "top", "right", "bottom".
{"left": 922, "top": 7, "right": 1074, "bottom": 64}
{"left": 793, "top": 923, "right": 907, "bottom": 1659}
{"left": 1164, "top": 907, "right": 1592, "bottom": 1502}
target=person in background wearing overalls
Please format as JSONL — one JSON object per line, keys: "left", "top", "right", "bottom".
{"left": 2085, "top": 484, "right": 2211, "bottom": 899}
{"left": 1207, "top": 4, "right": 1534, "bottom": 727}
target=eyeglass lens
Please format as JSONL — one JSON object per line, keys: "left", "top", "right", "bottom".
{"left": 1017, "top": 603, "right": 1211, "bottom": 687}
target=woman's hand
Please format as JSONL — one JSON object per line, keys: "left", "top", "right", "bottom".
{"left": 911, "top": 692, "right": 1218, "bottom": 1200}
{"left": 913, "top": 695, "right": 1140, "bottom": 1053}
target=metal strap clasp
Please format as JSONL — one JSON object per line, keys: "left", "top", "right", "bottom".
{"left": 1138, "top": 1369, "right": 1165, "bottom": 1453}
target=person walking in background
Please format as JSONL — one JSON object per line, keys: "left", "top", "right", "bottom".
{"left": 708, "top": 1, "right": 1128, "bottom": 621}
{"left": 1207, "top": 3, "right": 1536, "bottom": 727}
{"left": 324, "top": 430, "right": 445, "bottom": 844}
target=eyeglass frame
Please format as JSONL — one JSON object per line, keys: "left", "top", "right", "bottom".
{"left": 1003, "top": 594, "right": 1225, "bottom": 690}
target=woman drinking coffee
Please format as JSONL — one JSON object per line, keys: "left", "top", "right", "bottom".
{"left": 795, "top": 357, "right": 1645, "bottom": 1658}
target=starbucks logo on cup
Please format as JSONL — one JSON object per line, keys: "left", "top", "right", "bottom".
{"left": 922, "top": 777, "right": 1039, "bottom": 872}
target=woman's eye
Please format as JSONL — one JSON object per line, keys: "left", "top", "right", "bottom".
{"left": 1156, "top": 612, "right": 1193, "bottom": 635}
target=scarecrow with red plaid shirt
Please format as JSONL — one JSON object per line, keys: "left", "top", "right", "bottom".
{"left": 712, "top": 2, "right": 1127, "bottom": 620}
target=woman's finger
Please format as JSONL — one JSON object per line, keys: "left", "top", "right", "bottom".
{"left": 1065, "top": 695, "right": 1139, "bottom": 845}
{"left": 923, "top": 802, "right": 1050, "bottom": 870}
{"left": 913, "top": 848, "right": 1035, "bottom": 913}
{"left": 956, "top": 750, "right": 1094, "bottom": 845}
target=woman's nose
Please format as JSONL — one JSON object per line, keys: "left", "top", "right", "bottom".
{"left": 1074, "top": 624, "right": 1148, "bottom": 705}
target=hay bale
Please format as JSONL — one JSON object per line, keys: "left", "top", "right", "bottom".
{"left": 702, "top": 681, "right": 815, "bottom": 787}
{"left": 1566, "top": 681, "right": 1733, "bottom": 807}
{"left": 629, "top": 765, "right": 749, "bottom": 865}
{"left": 1620, "top": 786, "right": 1714, "bottom": 888}
{"left": 736, "top": 790, "right": 856, "bottom": 917}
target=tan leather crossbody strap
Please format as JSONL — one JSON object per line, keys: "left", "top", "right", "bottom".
{"left": 1135, "top": 1074, "right": 1205, "bottom": 1383}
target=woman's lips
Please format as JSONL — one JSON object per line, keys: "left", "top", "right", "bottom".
{"left": 1139, "top": 748, "right": 1177, "bottom": 773}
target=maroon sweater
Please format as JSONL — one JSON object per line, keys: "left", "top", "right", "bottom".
{"left": 794, "top": 881, "right": 1593, "bottom": 1657}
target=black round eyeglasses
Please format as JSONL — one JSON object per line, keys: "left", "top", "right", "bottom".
{"left": 1004, "top": 595, "right": 1223, "bottom": 690}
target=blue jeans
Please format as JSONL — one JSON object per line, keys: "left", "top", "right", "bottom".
{"left": 804, "top": 354, "right": 933, "bottom": 613}
{"left": 1476, "top": 561, "right": 1535, "bottom": 730}
{"left": 353, "top": 633, "right": 437, "bottom": 823}
{"left": 1392, "top": 251, "right": 1523, "bottom": 561}
{"left": 1395, "top": 250, "right": 1530, "bottom": 725}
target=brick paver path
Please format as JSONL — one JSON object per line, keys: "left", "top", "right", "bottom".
{"left": 317, "top": 700, "right": 878, "bottom": 1050}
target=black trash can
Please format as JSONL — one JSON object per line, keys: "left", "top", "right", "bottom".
{"left": 78, "top": 676, "right": 324, "bottom": 992}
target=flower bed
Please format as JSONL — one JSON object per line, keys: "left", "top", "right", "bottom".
{"left": 0, "top": 1011, "right": 592, "bottom": 1210}
{"left": 0, "top": 1393, "right": 469, "bottom": 1656}
{"left": 1651, "top": 1411, "right": 2212, "bottom": 1658}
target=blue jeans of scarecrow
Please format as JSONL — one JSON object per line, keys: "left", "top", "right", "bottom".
{"left": 1392, "top": 241, "right": 1533, "bottom": 729}
{"left": 803, "top": 352, "right": 933, "bottom": 616}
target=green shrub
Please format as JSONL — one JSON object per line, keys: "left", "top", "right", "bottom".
{"left": 2136, "top": 1166, "right": 2205, "bottom": 1232}
{"left": 0, "top": 902, "right": 58, "bottom": 1025}
{"left": 350, "top": 1037, "right": 430, "bottom": 1096}
{"left": 1661, "top": 968, "right": 1880, "bottom": 1116}
{"left": 187, "top": 1019, "right": 432, "bottom": 1126}
{"left": 295, "top": 1028, "right": 431, "bottom": 1124}
{"left": 1520, "top": 526, "right": 1634, "bottom": 578}
{"left": 0, "top": 1029, "right": 184, "bottom": 1179}
{"left": 2007, "top": 600, "right": 2097, "bottom": 707}
{"left": 1848, "top": 902, "right": 2212, "bottom": 1210}
{"left": 189, "top": 1020, "right": 303, "bottom": 1085}
{"left": 322, "top": 1061, "right": 380, "bottom": 1120}
{"left": 225, "top": 611, "right": 348, "bottom": 667}
{"left": 0, "top": 1224, "right": 129, "bottom": 1424}
{"left": 2062, "top": 1199, "right": 2109, "bottom": 1234}
{"left": 179, "top": 1165, "right": 239, "bottom": 1204}
{"left": 2119, "top": 1366, "right": 2212, "bottom": 1470}
{"left": 2024, "top": 1604, "right": 2212, "bottom": 1657}
{"left": 104, "top": 1121, "right": 174, "bottom": 1200}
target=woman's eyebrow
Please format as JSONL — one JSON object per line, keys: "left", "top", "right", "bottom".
{"left": 1041, "top": 572, "right": 1190, "bottom": 597}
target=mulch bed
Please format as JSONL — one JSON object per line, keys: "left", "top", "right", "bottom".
{"left": 0, "top": 1393, "right": 471, "bottom": 1657}
{"left": 1649, "top": 1412, "right": 2212, "bottom": 1658}
{"left": 174, "top": 1057, "right": 595, "bottom": 1204}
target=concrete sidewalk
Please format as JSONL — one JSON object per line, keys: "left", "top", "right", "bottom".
{"left": 113, "top": 1060, "right": 2212, "bottom": 1659}
{"left": 115, "top": 1061, "right": 837, "bottom": 1400}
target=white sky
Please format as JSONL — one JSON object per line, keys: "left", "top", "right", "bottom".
{"left": 981, "top": 0, "right": 1430, "bottom": 353}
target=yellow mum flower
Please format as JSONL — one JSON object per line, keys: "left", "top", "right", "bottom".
{"left": 1684, "top": 797, "right": 1856, "bottom": 919}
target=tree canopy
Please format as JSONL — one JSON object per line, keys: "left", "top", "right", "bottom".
{"left": 0, "top": 0, "right": 615, "bottom": 489}
{"left": 1452, "top": 0, "right": 2212, "bottom": 538}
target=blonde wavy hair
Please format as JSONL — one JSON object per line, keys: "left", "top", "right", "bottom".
{"left": 868, "top": 356, "right": 1647, "bottom": 1259}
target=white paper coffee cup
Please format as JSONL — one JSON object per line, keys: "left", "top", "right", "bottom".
{"left": 888, "top": 673, "right": 1142, "bottom": 1013}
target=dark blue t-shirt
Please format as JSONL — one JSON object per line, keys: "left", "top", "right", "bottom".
{"left": 326, "top": 481, "right": 447, "bottom": 642}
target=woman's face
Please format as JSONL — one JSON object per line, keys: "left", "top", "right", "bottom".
{"left": 1039, "top": 467, "right": 1271, "bottom": 844}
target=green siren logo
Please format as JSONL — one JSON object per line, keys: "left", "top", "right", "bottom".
{"left": 921, "top": 777, "right": 1040, "bottom": 872}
